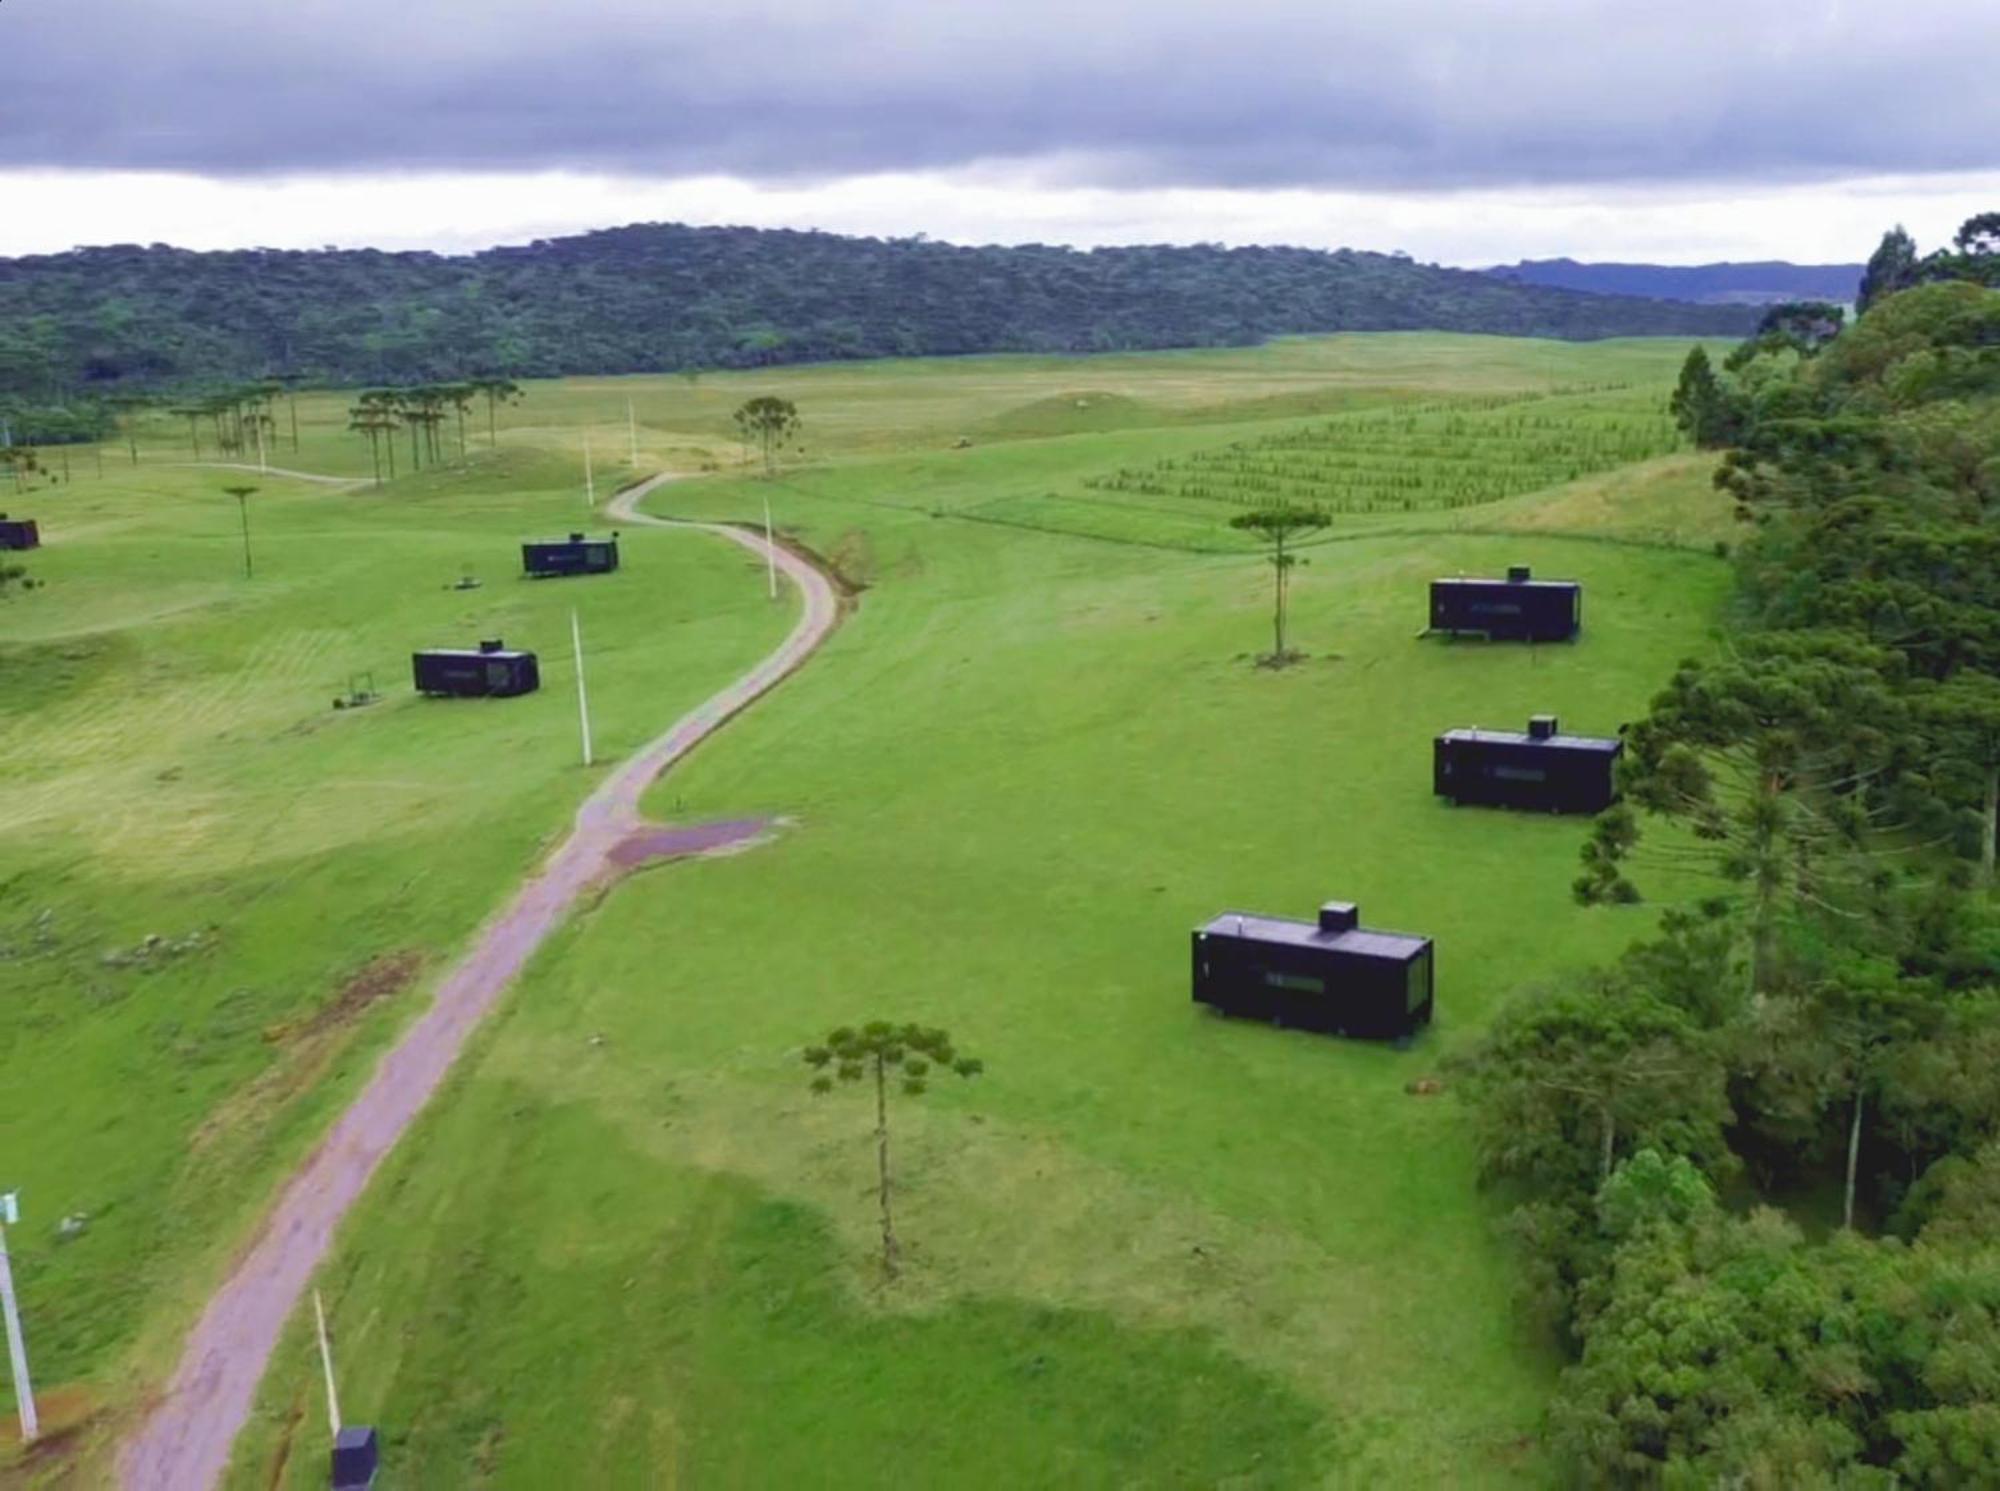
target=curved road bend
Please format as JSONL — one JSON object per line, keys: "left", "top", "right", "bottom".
{"left": 119, "top": 474, "right": 841, "bottom": 1489}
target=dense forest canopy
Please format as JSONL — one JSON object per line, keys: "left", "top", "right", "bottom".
{"left": 0, "top": 223, "right": 1755, "bottom": 413}
{"left": 1464, "top": 216, "right": 2000, "bottom": 1486}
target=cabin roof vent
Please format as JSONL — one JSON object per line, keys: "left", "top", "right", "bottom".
{"left": 1318, "top": 901, "right": 1360, "bottom": 934}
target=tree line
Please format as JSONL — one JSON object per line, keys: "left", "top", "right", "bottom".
{"left": 0, "top": 223, "right": 1757, "bottom": 421}
{"left": 1460, "top": 215, "right": 2000, "bottom": 1484}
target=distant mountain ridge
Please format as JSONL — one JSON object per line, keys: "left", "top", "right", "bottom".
{"left": 1486, "top": 257, "right": 1863, "bottom": 306}
{"left": 0, "top": 223, "right": 1757, "bottom": 398}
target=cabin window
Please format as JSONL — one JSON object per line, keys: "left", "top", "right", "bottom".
{"left": 1262, "top": 971, "right": 1325, "bottom": 995}
{"left": 1406, "top": 954, "right": 1432, "bottom": 1012}
{"left": 1491, "top": 765, "right": 1548, "bottom": 782}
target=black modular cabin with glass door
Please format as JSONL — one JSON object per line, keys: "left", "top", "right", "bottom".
{"left": 1434, "top": 714, "right": 1623, "bottom": 813}
{"left": 0, "top": 515, "right": 40, "bottom": 550}
{"left": 1192, "top": 901, "right": 1434, "bottom": 1040}
{"left": 411, "top": 638, "right": 541, "bottom": 698}
{"left": 1429, "top": 565, "right": 1580, "bottom": 641}
{"left": 522, "top": 531, "right": 620, "bottom": 578}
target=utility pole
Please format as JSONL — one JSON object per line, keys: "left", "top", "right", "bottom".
{"left": 224, "top": 485, "right": 258, "bottom": 579}
{"left": 313, "top": 1289, "right": 342, "bottom": 1438}
{"left": 627, "top": 399, "right": 639, "bottom": 466}
{"left": 583, "top": 436, "right": 595, "bottom": 508}
{"left": 763, "top": 496, "right": 778, "bottom": 600}
{"left": 0, "top": 1192, "right": 38, "bottom": 1445}
{"left": 571, "top": 609, "right": 594, "bottom": 767}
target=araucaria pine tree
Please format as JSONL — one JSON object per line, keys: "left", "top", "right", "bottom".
{"left": 1229, "top": 505, "right": 1330, "bottom": 665}
{"left": 803, "top": 1021, "right": 983, "bottom": 1278}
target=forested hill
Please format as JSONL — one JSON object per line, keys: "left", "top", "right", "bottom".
{"left": 0, "top": 223, "right": 1756, "bottom": 396}
{"left": 1486, "top": 256, "right": 1863, "bottom": 306}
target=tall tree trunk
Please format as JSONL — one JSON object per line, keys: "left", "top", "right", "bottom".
{"left": 1271, "top": 538, "right": 1288, "bottom": 659}
{"left": 367, "top": 431, "right": 382, "bottom": 487}
{"left": 385, "top": 428, "right": 397, "bottom": 479}
{"left": 1982, "top": 766, "right": 1996, "bottom": 884}
{"left": 1844, "top": 1082, "right": 1864, "bottom": 1231}
{"left": 289, "top": 395, "right": 299, "bottom": 453}
{"left": 487, "top": 393, "right": 498, "bottom": 446}
{"left": 1600, "top": 1102, "right": 1616, "bottom": 1183}
{"left": 874, "top": 1055, "right": 899, "bottom": 1277}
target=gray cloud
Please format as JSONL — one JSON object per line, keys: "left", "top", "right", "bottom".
{"left": 3, "top": 0, "right": 1996, "bottom": 190}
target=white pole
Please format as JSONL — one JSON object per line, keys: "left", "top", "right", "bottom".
{"left": 0, "top": 1197, "right": 38, "bottom": 1445}
{"left": 312, "top": 1288, "right": 342, "bottom": 1438}
{"left": 763, "top": 496, "right": 778, "bottom": 600}
{"left": 584, "top": 436, "right": 595, "bottom": 508}
{"left": 572, "top": 609, "right": 594, "bottom": 767}
{"left": 627, "top": 399, "right": 639, "bottom": 466}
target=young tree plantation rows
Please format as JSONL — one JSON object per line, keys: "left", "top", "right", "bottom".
{"left": 1079, "top": 387, "right": 1680, "bottom": 520}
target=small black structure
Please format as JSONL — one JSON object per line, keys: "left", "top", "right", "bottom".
{"left": 1435, "top": 714, "right": 1623, "bottom": 814}
{"left": 0, "top": 514, "right": 40, "bottom": 551}
{"left": 331, "top": 1425, "right": 379, "bottom": 1490}
{"left": 522, "top": 531, "right": 619, "bottom": 578}
{"left": 1192, "top": 901, "right": 1434, "bottom": 1040}
{"left": 1429, "top": 564, "right": 1580, "bottom": 642}
{"left": 411, "top": 638, "right": 540, "bottom": 698}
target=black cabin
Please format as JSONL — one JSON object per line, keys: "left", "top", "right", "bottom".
{"left": 0, "top": 514, "right": 40, "bottom": 551}
{"left": 411, "top": 638, "right": 541, "bottom": 698}
{"left": 1192, "top": 900, "right": 1434, "bottom": 1040}
{"left": 331, "top": 1425, "right": 380, "bottom": 1490}
{"left": 1434, "top": 714, "right": 1622, "bottom": 814}
{"left": 1430, "top": 565, "right": 1580, "bottom": 641}
{"left": 522, "top": 531, "right": 619, "bottom": 578}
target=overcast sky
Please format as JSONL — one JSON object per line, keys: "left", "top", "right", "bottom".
{"left": 2, "top": 0, "right": 1995, "bottom": 264}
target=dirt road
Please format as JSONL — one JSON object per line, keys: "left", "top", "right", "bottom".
{"left": 169, "top": 461, "right": 370, "bottom": 488}
{"left": 118, "top": 475, "right": 841, "bottom": 1489}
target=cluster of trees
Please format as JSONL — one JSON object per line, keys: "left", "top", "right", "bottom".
{"left": 1464, "top": 216, "right": 2000, "bottom": 1484}
{"left": 1860, "top": 215, "right": 2000, "bottom": 314}
{"left": 0, "top": 224, "right": 1756, "bottom": 401}
{"left": 344, "top": 378, "right": 519, "bottom": 485}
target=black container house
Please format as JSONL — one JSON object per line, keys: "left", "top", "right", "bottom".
{"left": 1192, "top": 901, "right": 1434, "bottom": 1040}
{"left": 0, "top": 514, "right": 40, "bottom": 551}
{"left": 522, "top": 531, "right": 619, "bottom": 578}
{"left": 1429, "top": 565, "right": 1580, "bottom": 641}
{"left": 411, "top": 638, "right": 541, "bottom": 698}
{"left": 331, "top": 1425, "right": 380, "bottom": 1490}
{"left": 1434, "top": 714, "right": 1622, "bottom": 814}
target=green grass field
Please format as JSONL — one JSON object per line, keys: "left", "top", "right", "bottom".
{"left": 2, "top": 332, "right": 1736, "bottom": 1486}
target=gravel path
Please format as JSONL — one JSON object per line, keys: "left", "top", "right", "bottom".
{"left": 118, "top": 475, "right": 840, "bottom": 1490}
{"left": 168, "top": 461, "right": 370, "bottom": 488}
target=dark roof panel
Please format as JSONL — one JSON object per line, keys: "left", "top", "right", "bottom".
{"left": 1431, "top": 575, "right": 1579, "bottom": 591}
{"left": 1438, "top": 726, "right": 1622, "bottom": 754}
{"left": 1196, "top": 911, "right": 1431, "bottom": 960}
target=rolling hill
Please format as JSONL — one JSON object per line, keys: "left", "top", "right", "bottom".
{"left": 0, "top": 223, "right": 1756, "bottom": 402}
{"left": 1485, "top": 256, "right": 1863, "bottom": 305}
